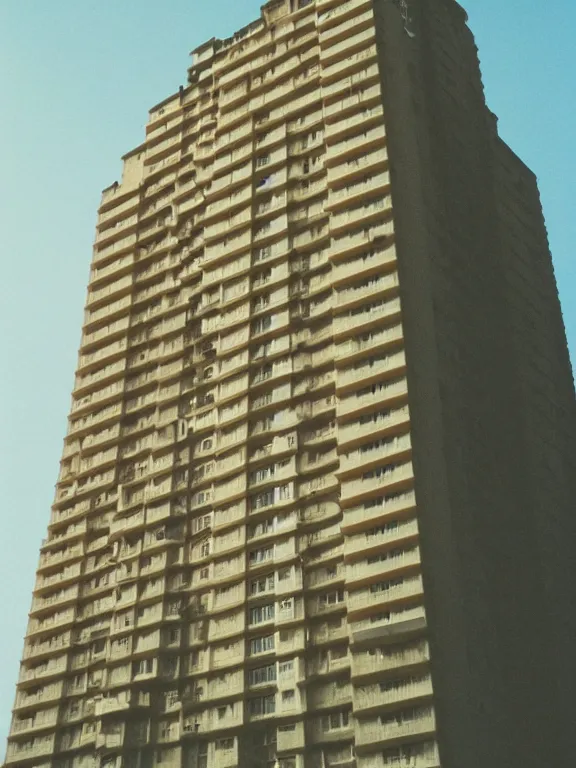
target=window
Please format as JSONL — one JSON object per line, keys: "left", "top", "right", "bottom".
{"left": 256, "top": 155, "right": 270, "bottom": 168}
{"left": 318, "top": 590, "right": 344, "bottom": 607}
{"left": 200, "top": 541, "right": 211, "bottom": 558}
{"left": 363, "top": 463, "right": 397, "bottom": 480}
{"left": 216, "top": 738, "right": 234, "bottom": 751}
{"left": 359, "top": 408, "right": 391, "bottom": 426}
{"left": 250, "top": 574, "right": 275, "bottom": 595}
{"left": 249, "top": 546, "right": 273, "bottom": 565}
{"left": 248, "top": 664, "right": 277, "bottom": 685}
{"left": 252, "top": 315, "right": 273, "bottom": 334}
{"left": 193, "top": 515, "right": 211, "bottom": 533}
{"left": 167, "top": 629, "right": 180, "bottom": 644}
{"left": 249, "top": 635, "right": 275, "bottom": 655}
{"left": 251, "top": 490, "right": 275, "bottom": 510}
{"left": 255, "top": 245, "right": 272, "bottom": 262}
{"left": 249, "top": 519, "right": 274, "bottom": 540}
{"left": 278, "top": 483, "right": 292, "bottom": 500}
{"left": 199, "top": 567, "right": 209, "bottom": 580}
{"left": 370, "top": 577, "right": 403, "bottom": 594}
{"left": 255, "top": 223, "right": 271, "bottom": 238}
{"left": 367, "top": 546, "right": 406, "bottom": 565}
{"left": 249, "top": 604, "right": 275, "bottom": 625}
{"left": 250, "top": 465, "right": 275, "bottom": 485}
{"left": 278, "top": 598, "right": 293, "bottom": 613}
{"left": 217, "top": 707, "right": 227, "bottom": 720}
{"left": 364, "top": 491, "right": 405, "bottom": 513}
{"left": 133, "top": 658, "right": 153, "bottom": 676}
{"left": 281, "top": 689, "right": 295, "bottom": 702}
{"left": 248, "top": 695, "right": 276, "bottom": 716}
{"left": 253, "top": 363, "right": 273, "bottom": 383}
{"left": 278, "top": 724, "right": 296, "bottom": 732}
{"left": 253, "top": 268, "right": 272, "bottom": 286}
{"left": 330, "top": 645, "right": 347, "bottom": 660}
{"left": 256, "top": 176, "right": 272, "bottom": 189}
{"left": 321, "top": 711, "right": 349, "bottom": 731}
{"left": 279, "top": 660, "right": 293, "bottom": 674}
{"left": 252, "top": 294, "right": 270, "bottom": 311}
{"left": 201, "top": 438, "right": 213, "bottom": 451}
{"left": 278, "top": 567, "right": 291, "bottom": 581}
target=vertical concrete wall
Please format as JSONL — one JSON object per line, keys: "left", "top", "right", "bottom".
{"left": 373, "top": 0, "right": 576, "bottom": 765}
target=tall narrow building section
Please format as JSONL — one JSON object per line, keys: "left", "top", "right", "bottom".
{"left": 5, "top": 1, "right": 576, "bottom": 768}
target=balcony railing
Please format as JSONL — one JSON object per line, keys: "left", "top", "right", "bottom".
{"left": 355, "top": 708, "right": 436, "bottom": 748}
{"left": 351, "top": 640, "right": 430, "bottom": 679}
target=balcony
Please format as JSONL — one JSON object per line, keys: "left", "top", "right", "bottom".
{"left": 11, "top": 707, "right": 59, "bottom": 735}
{"left": 342, "top": 492, "right": 418, "bottom": 539}
{"left": 306, "top": 563, "right": 345, "bottom": 591}
{"left": 37, "top": 543, "right": 84, "bottom": 573}
{"left": 329, "top": 218, "right": 395, "bottom": 262}
{"left": 301, "top": 500, "right": 341, "bottom": 527}
{"left": 354, "top": 674, "right": 433, "bottom": 715}
{"left": 336, "top": 327, "right": 403, "bottom": 371}
{"left": 30, "top": 584, "right": 80, "bottom": 616}
{"left": 333, "top": 294, "right": 401, "bottom": 339}
{"left": 98, "top": 190, "right": 139, "bottom": 224}
{"left": 346, "top": 546, "right": 421, "bottom": 588}
{"left": 308, "top": 681, "right": 352, "bottom": 711}
{"left": 204, "top": 205, "right": 252, "bottom": 242}
{"left": 323, "top": 61, "right": 380, "bottom": 104}
{"left": 14, "top": 681, "right": 64, "bottom": 711}
{"left": 324, "top": 75, "right": 380, "bottom": 123}
{"left": 82, "top": 315, "right": 130, "bottom": 349}
{"left": 94, "top": 232, "right": 137, "bottom": 264}
{"left": 330, "top": 197, "right": 393, "bottom": 238}
{"left": 86, "top": 274, "right": 132, "bottom": 309}
{"left": 337, "top": 378, "right": 408, "bottom": 424}
{"left": 318, "top": 0, "right": 372, "bottom": 25}
{"left": 311, "top": 616, "right": 348, "bottom": 646}
{"left": 320, "top": 25, "right": 376, "bottom": 64}
{"left": 202, "top": 181, "right": 250, "bottom": 221}
{"left": 358, "top": 742, "right": 440, "bottom": 768}
{"left": 277, "top": 722, "right": 305, "bottom": 753}
{"left": 335, "top": 269, "right": 399, "bottom": 314}
{"left": 327, "top": 128, "right": 386, "bottom": 172}
{"left": 355, "top": 707, "right": 436, "bottom": 749}
{"left": 308, "top": 720, "right": 355, "bottom": 746}
{"left": 338, "top": 433, "right": 411, "bottom": 478}
{"left": 337, "top": 404, "right": 410, "bottom": 450}
{"left": 351, "top": 640, "right": 430, "bottom": 681}
{"left": 19, "top": 655, "right": 68, "bottom": 684}
{"left": 340, "top": 461, "right": 414, "bottom": 506}
{"left": 347, "top": 575, "right": 424, "bottom": 617}
{"left": 332, "top": 241, "right": 395, "bottom": 288}
{"left": 22, "top": 630, "right": 71, "bottom": 661}
{"left": 325, "top": 101, "right": 384, "bottom": 145}
{"left": 5, "top": 735, "right": 55, "bottom": 763}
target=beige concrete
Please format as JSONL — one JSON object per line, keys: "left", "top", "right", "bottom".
{"left": 4, "top": 1, "right": 576, "bottom": 768}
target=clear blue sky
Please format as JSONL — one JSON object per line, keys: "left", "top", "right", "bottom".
{"left": 0, "top": 0, "right": 574, "bottom": 746}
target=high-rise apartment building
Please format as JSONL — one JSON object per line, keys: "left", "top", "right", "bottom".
{"left": 5, "top": 1, "right": 576, "bottom": 767}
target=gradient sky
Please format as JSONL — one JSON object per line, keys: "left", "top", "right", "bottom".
{"left": 0, "top": 0, "right": 574, "bottom": 747}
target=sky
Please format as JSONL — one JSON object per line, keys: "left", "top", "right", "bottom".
{"left": 0, "top": 0, "right": 574, "bottom": 748}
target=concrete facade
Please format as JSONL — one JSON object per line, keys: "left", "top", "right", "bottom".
{"left": 4, "top": 1, "right": 576, "bottom": 768}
